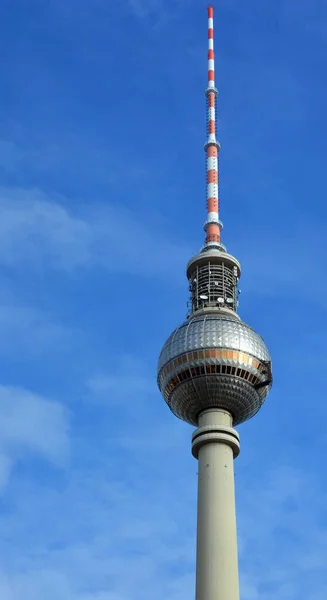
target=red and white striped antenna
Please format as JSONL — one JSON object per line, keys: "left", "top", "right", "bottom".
{"left": 203, "top": 5, "right": 225, "bottom": 252}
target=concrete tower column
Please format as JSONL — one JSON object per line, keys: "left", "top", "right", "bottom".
{"left": 192, "top": 409, "right": 240, "bottom": 600}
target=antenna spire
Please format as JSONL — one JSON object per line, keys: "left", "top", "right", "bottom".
{"left": 203, "top": 5, "right": 224, "bottom": 252}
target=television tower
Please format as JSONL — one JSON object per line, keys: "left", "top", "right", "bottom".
{"left": 157, "top": 6, "right": 272, "bottom": 600}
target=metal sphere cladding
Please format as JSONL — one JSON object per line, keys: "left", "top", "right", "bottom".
{"left": 157, "top": 314, "right": 272, "bottom": 426}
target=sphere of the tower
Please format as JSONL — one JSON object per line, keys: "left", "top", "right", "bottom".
{"left": 157, "top": 314, "right": 272, "bottom": 426}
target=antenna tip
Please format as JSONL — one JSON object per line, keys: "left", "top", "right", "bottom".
{"left": 208, "top": 5, "right": 214, "bottom": 18}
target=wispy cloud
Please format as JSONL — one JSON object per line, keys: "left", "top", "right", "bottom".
{"left": 4, "top": 184, "right": 321, "bottom": 304}
{"left": 127, "top": 0, "right": 163, "bottom": 18}
{"left": 87, "top": 354, "right": 155, "bottom": 402}
{"left": 230, "top": 219, "right": 327, "bottom": 302}
{"left": 0, "top": 390, "right": 194, "bottom": 599}
{"left": 0, "top": 357, "right": 324, "bottom": 600}
{"left": 237, "top": 465, "right": 327, "bottom": 599}
{"left": 45, "top": 0, "right": 182, "bottom": 24}
{"left": 0, "top": 416, "right": 325, "bottom": 599}
{"left": 0, "top": 304, "right": 70, "bottom": 359}
{"left": 0, "top": 187, "right": 190, "bottom": 279}
{"left": 0, "top": 385, "right": 69, "bottom": 490}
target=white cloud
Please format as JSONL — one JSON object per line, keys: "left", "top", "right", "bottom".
{"left": 0, "top": 385, "right": 70, "bottom": 488}
{"left": 0, "top": 456, "right": 326, "bottom": 600}
{"left": 0, "top": 187, "right": 190, "bottom": 279}
{"left": 87, "top": 354, "right": 155, "bottom": 401}
{"left": 0, "top": 188, "right": 91, "bottom": 270}
{"left": 0, "top": 366, "right": 194, "bottom": 599}
{"left": 50, "top": 0, "right": 181, "bottom": 21}
{"left": 2, "top": 185, "right": 319, "bottom": 305}
{"left": 231, "top": 220, "right": 327, "bottom": 302}
{"left": 0, "top": 368, "right": 325, "bottom": 600}
{"left": 0, "top": 304, "right": 69, "bottom": 358}
{"left": 127, "top": 0, "right": 163, "bottom": 18}
{"left": 88, "top": 372, "right": 153, "bottom": 398}
{"left": 237, "top": 465, "right": 327, "bottom": 599}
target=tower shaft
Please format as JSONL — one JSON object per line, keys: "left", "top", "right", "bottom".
{"left": 192, "top": 409, "right": 240, "bottom": 600}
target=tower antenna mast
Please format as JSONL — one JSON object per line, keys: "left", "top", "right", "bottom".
{"left": 204, "top": 5, "right": 224, "bottom": 251}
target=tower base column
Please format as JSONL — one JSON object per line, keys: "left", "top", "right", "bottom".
{"left": 192, "top": 409, "right": 240, "bottom": 600}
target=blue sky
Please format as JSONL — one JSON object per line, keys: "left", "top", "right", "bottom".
{"left": 0, "top": 0, "right": 326, "bottom": 598}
